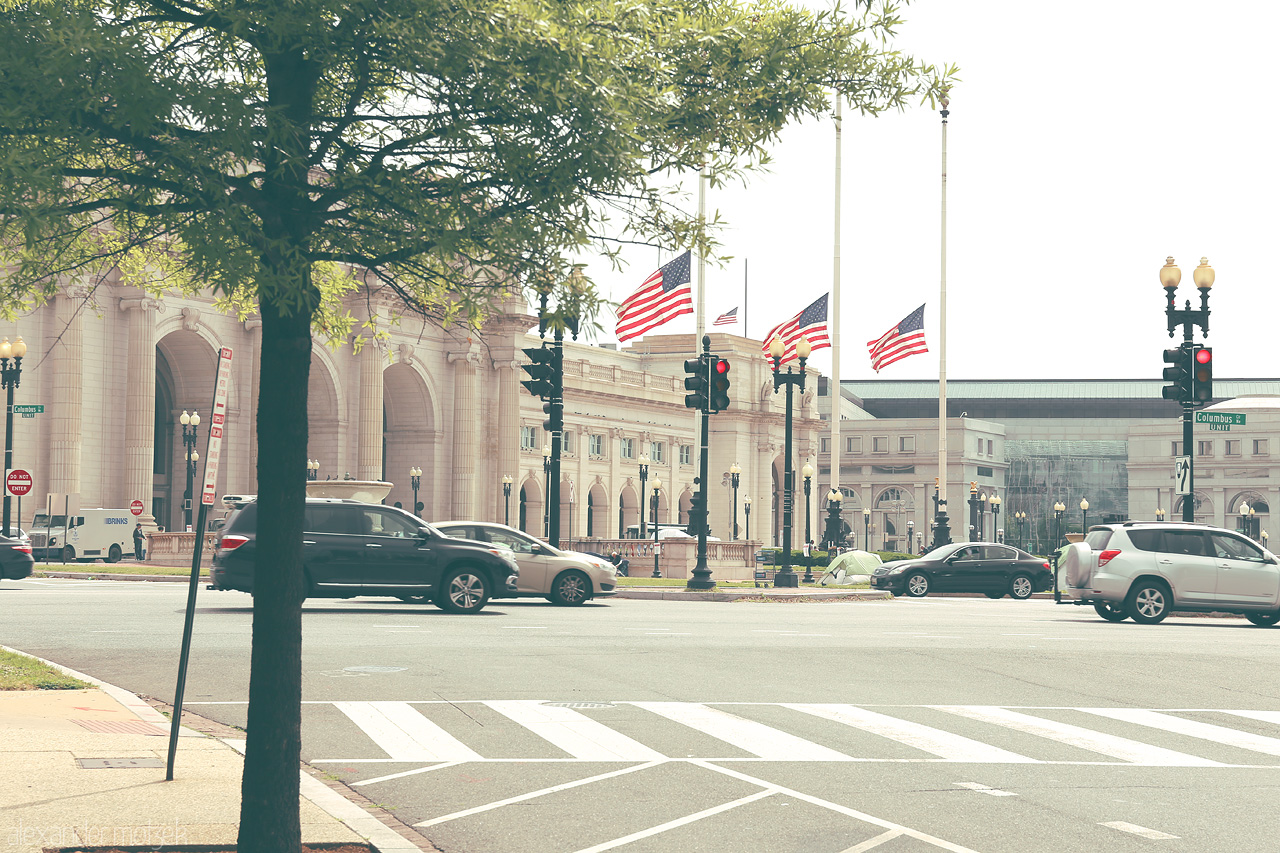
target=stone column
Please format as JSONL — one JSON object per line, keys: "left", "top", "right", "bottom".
{"left": 449, "top": 348, "right": 478, "bottom": 519}
{"left": 50, "top": 288, "right": 87, "bottom": 498}
{"left": 495, "top": 359, "right": 520, "bottom": 522}
{"left": 356, "top": 341, "right": 385, "bottom": 481}
{"left": 121, "top": 297, "right": 161, "bottom": 527}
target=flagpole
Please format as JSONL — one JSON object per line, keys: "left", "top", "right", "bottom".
{"left": 829, "top": 93, "right": 842, "bottom": 534}
{"left": 935, "top": 93, "right": 952, "bottom": 548}
{"left": 743, "top": 259, "right": 748, "bottom": 339}
{"left": 696, "top": 163, "right": 708, "bottom": 341}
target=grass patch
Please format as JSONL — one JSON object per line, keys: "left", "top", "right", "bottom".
{"left": 0, "top": 649, "right": 91, "bottom": 690}
{"left": 33, "top": 564, "right": 206, "bottom": 577}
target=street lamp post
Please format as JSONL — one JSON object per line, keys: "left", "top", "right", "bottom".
{"left": 801, "top": 462, "right": 814, "bottom": 583}
{"left": 307, "top": 459, "right": 319, "bottom": 480}
{"left": 1054, "top": 501, "right": 1066, "bottom": 547}
{"left": 991, "top": 494, "right": 1001, "bottom": 544}
{"left": 1161, "top": 256, "right": 1215, "bottom": 523}
{"left": 502, "top": 475, "right": 513, "bottom": 526}
{"left": 542, "top": 444, "right": 552, "bottom": 538}
{"left": 1155, "top": 507, "right": 1165, "bottom": 522}
{"left": 979, "top": 492, "right": 988, "bottom": 541}
{"left": 1080, "top": 497, "right": 1089, "bottom": 534}
{"left": 179, "top": 410, "right": 201, "bottom": 531}
{"left": 907, "top": 519, "right": 915, "bottom": 554}
{"left": 1250, "top": 506, "right": 1259, "bottom": 540}
{"left": 637, "top": 453, "right": 651, "bottom": 538}
{"left": 651, "top": 478, "right": 662, "bottom": 578}
{"left": 768, "top": 334, "right": 812, "bottom": 588}
{"left": 0, "top": 336, "right": 26, "bottom": 537}
{"left": 744, "top": 496, "right": 752, "bottom": 541}
{"left": 968, "top": 482, "right": 979, "bottom": 541}
{"left": 730, "top": 462, "right": 741, "bottom": 540}
{"left": 409, "top": 467, "right": 422, "bottom": 517}
{"left": 862, "top": 506, "right": 870, "bottom": 551}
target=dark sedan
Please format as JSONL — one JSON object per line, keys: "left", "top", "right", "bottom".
{"left": 871, "top": 542, "right": 1052, "bottom": 599}
{"left": 0, "top": 535, "right": 34, "bottom": 580}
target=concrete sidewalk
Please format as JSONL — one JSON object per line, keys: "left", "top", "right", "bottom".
{"left": 0, "top": 651, "right": 420, "bottom": 852}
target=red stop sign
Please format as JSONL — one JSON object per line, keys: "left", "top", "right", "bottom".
{"left": 130, "top": 499, "right": 144, "bottom": 516}
{"left": 6, "top": 469, "right": 31, "bottom": 497}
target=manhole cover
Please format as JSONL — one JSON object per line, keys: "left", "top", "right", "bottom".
{"left": 77, "top": 758, "right": 165, "bottom": 769}
{"left": 541, "top": 702, "right": 615, "bottom": 709}
{"left": 342, "top": 666, "right": 407, "bottom": 674}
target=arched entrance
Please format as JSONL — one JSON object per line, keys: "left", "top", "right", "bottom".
{"left": 587, "top": 484, "right": 608, "bottom": 538}
{"left": 619, "top": 484, "right": 638, "bottom": 537}
{"left": 154, "top": 330, "right": 220, "bottom": 532}
{"left": 383, "top": 362, "right": 436, "bottom": 516}
{"left": 520, "top": 479, "right": 543, "bottom": 536}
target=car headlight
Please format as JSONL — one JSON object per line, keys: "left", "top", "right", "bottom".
{"left": 888, "top": 565, "right": 910, "bottom": 574}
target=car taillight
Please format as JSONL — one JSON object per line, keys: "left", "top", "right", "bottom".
{"left": 219, "top": 535, "right": 250, "bottom": 551}
{"left": 14, "top": 544, "right": 31, "bottom": 554}
{"left": 1097, "top": 549, "right": 1121, "bottom": 567}
{"left": 1042, "top": 562, "right": 1051, "bottom": 571}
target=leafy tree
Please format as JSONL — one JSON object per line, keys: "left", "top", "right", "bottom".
{"left": 0, "top": 0, "right": 949, "bottom": 848}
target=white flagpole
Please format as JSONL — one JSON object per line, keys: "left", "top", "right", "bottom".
{"left": 937, "top": 94, "right": 950, "bottom": 541}
{"left": 696, "top": 163, "right": 708, "bottom": 341}
{"left": 830, "top": 94, "right": 842, "bottom": 510}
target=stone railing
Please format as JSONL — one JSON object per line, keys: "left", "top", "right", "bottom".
{"left": 145, "top": 531, "right": 218, "bottom": 568}
{"left": 559, "top": 537, "right": 759, "bottom": 581}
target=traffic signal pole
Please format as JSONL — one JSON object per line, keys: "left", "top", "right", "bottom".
{"left": 1160, "top": 256, "right": 1214, "bottom": 523}
{"left": 548, "top": 327, "right": 563, "bottom": 547}
{"left": 688, "top": 335, "right": 715, "bottom": 590}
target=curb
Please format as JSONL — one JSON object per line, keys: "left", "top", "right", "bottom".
{"left": 33, "top": 570, "right": 195, "bottom": 581}
{"left": 611, "top": 588, "right": 892, "bottom": 602}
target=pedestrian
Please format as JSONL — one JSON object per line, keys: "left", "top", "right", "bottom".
{"left": 133, "top": 522, "right": 146, "bottom": 561}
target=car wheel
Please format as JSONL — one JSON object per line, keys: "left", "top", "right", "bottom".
{"left": 904, "top": 573, "right": 929, "bottom": 597}
{"left": 551, "top": 570, "right": 591, "bottom": 606}
{"left": 1093, "top": 601, "right": 1128, "bottom": 622}
{"left": 62, "top": 545, "right": 75, "bottom": 563}
{"left": 1126, "top": 580, "right": 1171, "bottom": 624}
{"left": 1246, "top": 612, "right": 1280, "bottom": 627}
{"left": 985, "top": 592, "right": 1004, "bottom": 599}
{"left": 438, "top": 567, "right": 490, "bottom": 614}
{"left": 1009, "top": 574, "right": 1034, "bottom": 600}
{"left": 107, "top": 544, "right": 122, "bottom": 564}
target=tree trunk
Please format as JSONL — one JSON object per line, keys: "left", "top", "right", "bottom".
{"left": 237, "top": 291, "right": 312, "bottom": 853}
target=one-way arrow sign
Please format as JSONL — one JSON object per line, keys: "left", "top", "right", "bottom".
{"left": 1174, "top": 455, "right": 1191, "bottom": 495}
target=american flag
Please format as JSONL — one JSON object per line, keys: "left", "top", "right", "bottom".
{"left": 867, "top": 304, "right": 928, "bottom": 372}
{"left": 760, "top": 293, "right": 829, "bottom": 364}
{"left": 713, "top": 307, "right": 738, "bottom": 326}
{"left": 615, "top": 251, "right": 693, "bottom": 342}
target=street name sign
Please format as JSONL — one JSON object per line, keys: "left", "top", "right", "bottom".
{"left": 1174, "top": 455, "right": 1191, "bottom": 495}
{"left": 1196, "top": 411, "right": 1245, "bottom": 431}
{"left": 199, "top": 347, "right": 233, "bottom": 506}
{"left": 13, "top": 404, "right": 42, "bottom": 419}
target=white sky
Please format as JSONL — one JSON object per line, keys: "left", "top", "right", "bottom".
{"left": 574, "top": 0, "right": 1279, "bottom": 381}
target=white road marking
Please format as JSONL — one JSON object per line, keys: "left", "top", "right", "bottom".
{"left": 484, "top": 701, "right": 667, "bottom": 761}
{"left": 1100, "top": 821, "right": 1179, "bottom": 840}
{"left": 334, "top": 701, "right": 483, "bottom": 762}
{"left": 1081, "top": 707, "right": 1280, "bottom": 757}
{"left": 785, "top": 704, "right": 1037, "bottom": 763}
{"left": 645, "top": 632, "right": 691, "bottom": 635}
{"left": 934, "top": 706, "right": 1224, "bottom": 766}
{"left": 633, "top": 702, "right": 851, "bottom": 761}
{"left": 501, "top": 626, "right": 548, "bottom": 629}
{"left": 954, "top": 781, "right": 1016, "bottom": 797}
{"left": 354, "top": 761, "right": 466, "bottom": 787}
{"left": 414, "top": 761, "right": 664, "bottom": 828}
{"left": 371, "top": 625, "right": 419, "bottom": 628}
{"left": 569, "top": 789, "right": 775, "bottom": 853}
{"left": 837, "top": 830, "right": 906, "bottom": 852}
{"left": 1220, "top": 709, "right": 1280, "bottom": 727}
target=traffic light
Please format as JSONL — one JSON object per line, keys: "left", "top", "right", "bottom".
{"left": 1161, "top": 346, "right": 1192, "bottom": 402}
{"left": 683, "top": 356, "right": 708, "bottom": 411}
{"left": 542, "top": 400, "right": 562, "bottom": 434}
{"left": 1193, "top": 345, "right": 1213, "bottom": 404}
{"left": 709, "top": 358, "right": 731, "bottom": 412}
{"left": 520, "top": 346, "right": 557, "bottom": 399}
{"left": 686, "top": 489, "right": 705, "bottom": 536}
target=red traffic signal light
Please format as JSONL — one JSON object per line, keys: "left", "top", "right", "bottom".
{"left": 1195, "top": 348, "right": 1211, "bottom": 365}
{"left": 1193, "top": 345, "right": 1213, "bottom": 403}
{"left": 709, "top": 358, "right": 731, "bottom": 412}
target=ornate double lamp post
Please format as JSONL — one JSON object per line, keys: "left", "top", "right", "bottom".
{"left": 1054, "top": 501, "right": 1066, "bottom": 547}
{"left": 862, "top": 506, "right": 870, "bottom": 551}
{"left": 179, "top": 410, "right": 201, "bottom": 531}
{"left": 502, "top": 474, "right": 513, "bottom": 526}
{"left": 824, "top": 489, "right": 842, "bottom": 550}
{"left": 990, "top": 494, "right": 1001, "bottom": 543}
{"left": 409, "top": 467, "right": 423, "bottom": 517}
{"left": 542, "top": 444, "right": 552, "bottom": 538}
{"left": 1161, "top": 256, "right": 1216, "bottom": 522}
{"left": 744, "top": 496, "right": 752, "bottom": 541}
{"left": 637, "top": 453, "right": 651, "bottom": 538}
{"left": 767, "top": 334, "right": 811, "bottom": 588}
{"left": 307, "top": 459, "right": 319, "bottom": 480}
{"left": 907, "top": 519, "right": 915, "bottom": 553}
{"left": 730, "top": 462, "right": 741, "bottom": 540}
{"left": 801, "top": 462, "right": 814, "bottom": 583}
{"left": 0, "top": 335, "right": 27, "bottom": 537}
{"left": 650, "top": 478, "right": 662, "bottom": 578}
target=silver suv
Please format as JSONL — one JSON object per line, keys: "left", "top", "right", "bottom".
{"left": 1057, "top": 521, "right": 1280, "bottom": 625}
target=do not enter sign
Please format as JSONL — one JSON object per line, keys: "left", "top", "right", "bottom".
{"left": 130, "top": 499, "right": 144, "bottom": 516}
{"left": 6, "top": 469, "right": 31, "bottom": 497}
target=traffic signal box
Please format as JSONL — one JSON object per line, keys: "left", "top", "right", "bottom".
{"left": 520, "top": 345, "right": 559, "bottom": 399}
{"left": 709, "top": 358, "right": 731, "bottom": 412}
{"left": 686, "top": 489, "right": 706, "bottom": 536}
{"left": 1161, "top": 346, "right": 1192, "bottom": 403}
{"left": 683, "top": 356, "right": 708, "bottom": 411}
{"left": 1192, "top": 345, "right": 1213, "bottom": 404}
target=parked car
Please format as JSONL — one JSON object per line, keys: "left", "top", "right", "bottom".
{"left": 210, "top": 499, "right": 519, "bottom": 613}
{"left": 1058, "top": 521, "right": 1280, "bottom": 625}
{"left": 0, "top": 534, "right": 33, "bottom": 579}
{"left": 871, "top": 542, "right": 1053, "bottom": 599}
{"left": 433, "top": 521, "right": 617, "bottom": 605}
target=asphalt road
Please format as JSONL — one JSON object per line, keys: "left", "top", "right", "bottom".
{"left": 6, "top": 577, "right": 1280, "bottom": 852}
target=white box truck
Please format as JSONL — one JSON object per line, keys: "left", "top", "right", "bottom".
{"left": 29, "top": 508, "right": 135, "bottom": 563}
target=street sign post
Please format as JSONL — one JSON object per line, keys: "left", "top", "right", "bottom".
{"left": 1174, "top": 455, "right": 1191, "bottom": 496}
{"left": 5, "top": 469, "right": 31, "bottom": 497}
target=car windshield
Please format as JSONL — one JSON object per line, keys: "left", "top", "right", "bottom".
{"left": 926, "top": 543, "right": 967, "bottom": 560}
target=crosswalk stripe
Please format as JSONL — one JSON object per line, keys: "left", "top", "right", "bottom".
{"left": 632, "top": 702, "right": 851, "bottom": 761}
{"left": 785, "top": 703, "right": 1038, "bottom": 763}
{"left": 1221, "top": 709, "right": 1280, "bottom": 727}
{"left": 933, "top": 706, "right": 1224, "bottom": 766}
{"left": 334, "top": 701, "right": 483, "bottom": 762}
{"left": 484, "top": 701, "right": 667, "bottom": 761}
{"left": 1080, "top": 707, "right": 1280, "bottom": 757}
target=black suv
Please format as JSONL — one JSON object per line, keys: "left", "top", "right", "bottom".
{"left": 210, "top": 499, "right": 520, "bottom": 613}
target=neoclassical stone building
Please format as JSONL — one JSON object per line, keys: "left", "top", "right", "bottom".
{"left": 0, "top": 283, "right": 825, "bottom": 545}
